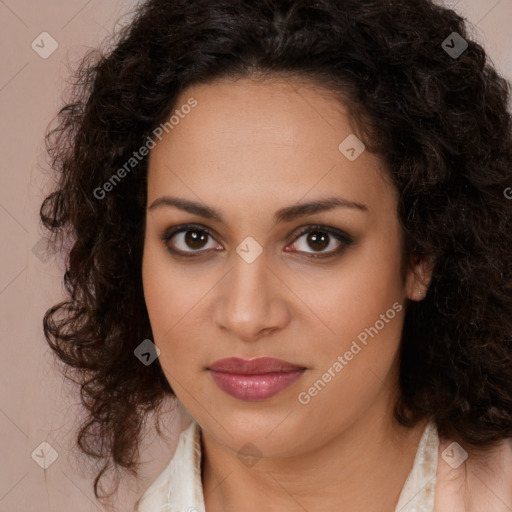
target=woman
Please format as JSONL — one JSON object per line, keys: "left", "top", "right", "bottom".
{"left": 40, "top": 0, "right": 512, "bottom": 510}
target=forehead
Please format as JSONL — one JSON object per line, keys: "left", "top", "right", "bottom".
{"left": 146, "top": 77, "right": 396, "bottom": 221}
{"left": 155, "top": 76, "right": 352, "bottom": 154}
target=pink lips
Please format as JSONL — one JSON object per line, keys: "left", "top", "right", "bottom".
{"left": 207, "top": 357, "right": 306, "bottom": 401}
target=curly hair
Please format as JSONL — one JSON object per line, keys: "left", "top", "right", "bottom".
{"left": 40, "top": 0, "right": 512, "bottom": 501}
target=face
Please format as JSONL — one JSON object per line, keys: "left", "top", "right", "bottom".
{"left": 142, "top": 76, "right": 430, "bottom": 458}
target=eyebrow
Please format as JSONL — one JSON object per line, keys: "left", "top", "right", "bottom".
{"left": 148, "top": 195, "right": 367, "bottom": 225}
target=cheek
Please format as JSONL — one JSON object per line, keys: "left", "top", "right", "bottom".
{"left": 141, "top": 240, "right": 192, "bottom": 347}
{"left": 293, "top": 235, "right": 406, "bottom": 429}
{"left": 142, "top": 242, "right": 173, "bottom": 334}
{"left": 305, "top": 230, "right": 406, "bottom": 347}
{"left": 142, "top": 247, "right": 189, "bottom": 390}
{"left": 141, "top": 238, "right": 215, "bottom": 376}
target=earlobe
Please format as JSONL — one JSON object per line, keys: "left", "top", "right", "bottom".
{"left": 405, "top": 254, "right": 435, "bottom": 301}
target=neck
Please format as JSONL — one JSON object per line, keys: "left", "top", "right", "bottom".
{"left": 200, "top": 389, "right": 429, "bottom": 512}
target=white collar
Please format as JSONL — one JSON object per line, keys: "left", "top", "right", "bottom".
{"left": 134, "top": 419, "right": 205, "bottom": 512}
{"left": 135, "top": 420, "right": 438, "bottom": 512}
{"left": 395, "top": 420, "right": 438, "bottom": 511}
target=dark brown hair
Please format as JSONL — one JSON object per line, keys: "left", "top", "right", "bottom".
{"left": 40, "top": 0, "right": 512, "bottom": 500}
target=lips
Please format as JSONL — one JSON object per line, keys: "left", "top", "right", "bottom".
{"left": 207, "top": 357, "right": 307, "bottom": 401}
{"left": 208, "top": 357, "right": 305, "bottom": 374}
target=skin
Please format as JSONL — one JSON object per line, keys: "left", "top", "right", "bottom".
{"left": 142, "top": 75, "right": 433, "bottom": 512}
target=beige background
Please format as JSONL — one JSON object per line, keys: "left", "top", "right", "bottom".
{"left": 1, "top": 1, "right": 511, "bottom": 511}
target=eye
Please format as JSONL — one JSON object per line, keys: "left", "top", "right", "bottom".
{"left": 161, "top": 224, "right": 352, "bottom": 259}
{"left": 162, "top": 224, "right": 221, "bottom": 256}
{"left": 286, "top": 225, "right": 352, "bottom": 259}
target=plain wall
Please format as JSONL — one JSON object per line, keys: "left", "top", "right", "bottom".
{"left": 1, "top": 0, "right": 511, "bottom": 511}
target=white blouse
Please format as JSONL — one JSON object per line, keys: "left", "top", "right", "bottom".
{"left": 134, "top": 419, "right": 439, "bottom": 512}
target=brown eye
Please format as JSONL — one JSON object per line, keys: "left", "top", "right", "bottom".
{"left": 183, "top": 230, "right": 209, "bottom": 250}
{"left": 162, "top": 225, "right": 220, "bottom": 255}
{"left": 305, "top": 231, "right": 330, "bottom": 252}
{"left": 161, "top": 224, "right": 352, "bottom": 260}
{"left": 287, "top": 225, "right": 353, "bottom": 258}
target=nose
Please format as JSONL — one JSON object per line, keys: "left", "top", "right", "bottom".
{"left": 212, "top": 249, "right": 291, "bottom": 343}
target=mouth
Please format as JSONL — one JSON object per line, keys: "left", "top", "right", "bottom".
{"left": 207, "top": 357, "right": 307, "bottom": 401}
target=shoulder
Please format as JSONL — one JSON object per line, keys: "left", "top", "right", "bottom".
{"left": 435, "top": 433, "right": 512, "bottom": 511}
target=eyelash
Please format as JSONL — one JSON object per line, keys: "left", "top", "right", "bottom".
{"left": 160, "top": 223, "right": 353, "bottom": 260}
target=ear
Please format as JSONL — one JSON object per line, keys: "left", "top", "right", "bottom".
{"left": 405, "top": 253, "right": 435, "bottom": 302}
